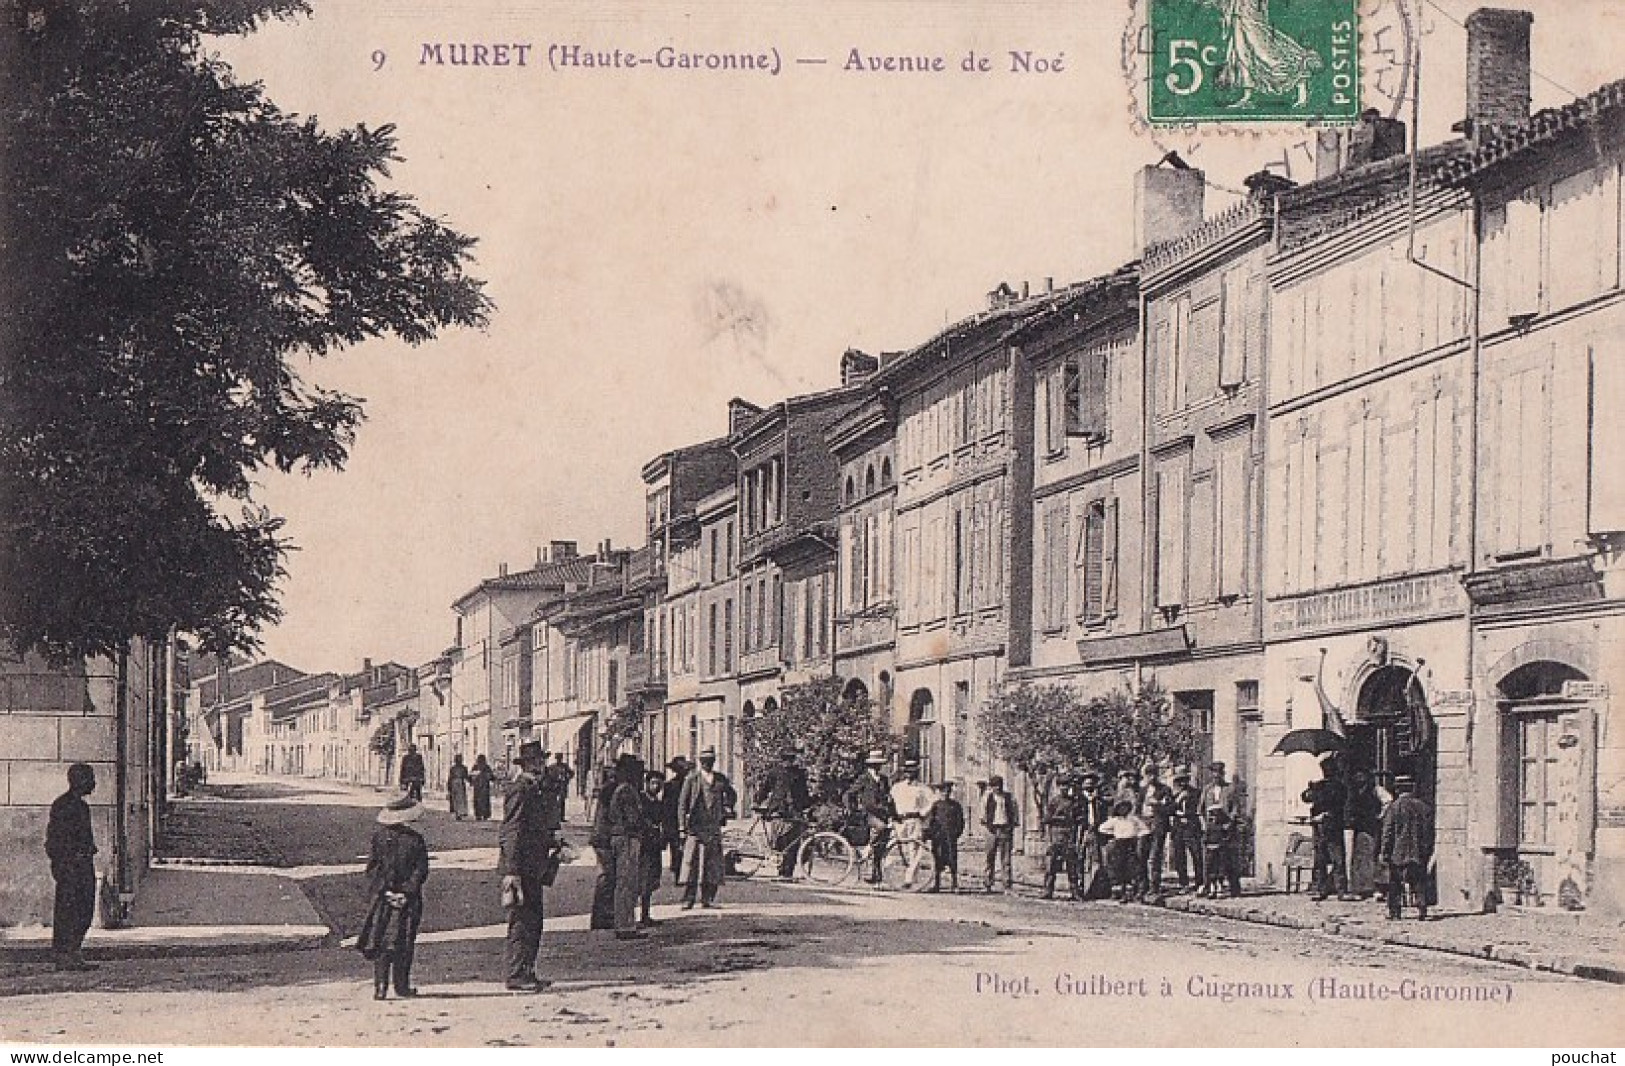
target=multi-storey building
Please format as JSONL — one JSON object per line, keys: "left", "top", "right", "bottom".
{"left": 639, "top": 433, "right": 737, "bottom": 769}
{"left": 733, "top": 373, "right": 862, "bottom": 792}
{"left": 1437, "top": 50, "right": 1625, "bottom": 912}
{"left": 1138, "top": 163, "right": 1275, "bottom": 873}
{"left": 535, "top": 545, "right": 633, "bottom": 791}
{"left": 829, "top": 357, "right": 899, "bottom": 717}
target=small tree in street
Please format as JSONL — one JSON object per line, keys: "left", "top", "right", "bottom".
{"left": 740, "top": 675, "right": 901, "bottom": 802}
{"left": 978, "top": 679, "right": 1199, "bottom": 781}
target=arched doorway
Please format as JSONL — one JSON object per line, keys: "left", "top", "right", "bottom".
{"left": 842, "top": 678, "right": 869, "bottom": 703}
{"left": 1351, "top": 664, "right": 1436, "bottom": 806}
{"left": 906, "top": 689, "right": 942, "bottom": 782}
{"left": 1495, "top": 660, "right": 1592, "bottom": 906}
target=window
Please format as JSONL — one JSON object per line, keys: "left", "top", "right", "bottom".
{"left": 865, "top": 465, "right": 876, "bottom": 496}
{"left": 709, "top": 529, "right": 719, "bottom": 583}
{"left": 1041, "top": 501, "right": 1069, "bottom": 630}
{"left": 724, "top": 521, "right": 735, "bottom": 574}
{"left": 1517, "top": 713, "right": 1561, "bottom": 848}
{"left": 1216, "top": 431, "right": 1251, "bottom": 597}
{"left": 741, "top": 586, "right": 753, "bottom": 654}
{"left": 607, "top": 659, "right": 619, "bottom": 707}
{"left": 845, "top": 475, "right": 856, "bottom": 505}
{"left": 1236, "top": 680, "right": 1260, "bottom": 718}
{"left": 758, "top": 579, "right": 769, "bottom": 648}
{"left": 1075, "top": 349, "right": 1109, "bottom": 439}
{"left": 1042, "top": 366, "right": 1065, "bottom": 455}
{"left": 708, "top": 602, "right": 718, "bottom": 675}
{"left": 1591, "top": 344, "right": 1625, "bottom": 534}
{"left": 880, "top": 458, "right": 892, "bottom": 486}
{"left": 1155, "top": 452, "right": 1190, "bottom": 608}
{"left": 1549, "top": 166, "right": 1620, "bottom": 312}
{"left": 723, "top": 597, "right": 734, "bottom": 671}
{"left": 1077, "top": 497, "right": 1118, "bottom": 622}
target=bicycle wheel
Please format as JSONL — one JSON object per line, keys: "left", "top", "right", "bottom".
{"left": 725, "top": 823, "right": 768, "bottom": 879}
{"left": 798, "top": 831, "right": 855, "bottom": 886}
{"left": 881, "top": 836, "right": 934, "bottom": 891}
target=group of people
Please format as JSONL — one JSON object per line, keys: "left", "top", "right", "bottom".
{"left": 587, "top": 745, "right": 739, "bottom": 938}
{"left": 826, "top": 750, "right": 966, "bottom": 891}
{"left": 1028, "top": 760, "right": 1246, "bottom": 904}
{"left": 1300, "top": 754, "right": 1435, "bottom": 920}
{"left": 443, "top": 752, "right": 497, "bottom": 821}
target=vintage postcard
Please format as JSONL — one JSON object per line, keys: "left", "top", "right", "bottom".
{"left": 2, "top": 0, "right": 1624, "bottom": 1050}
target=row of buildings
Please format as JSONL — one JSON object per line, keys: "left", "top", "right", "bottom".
{"left": 186, "top": 10, "right": 1623, "bottom": 915}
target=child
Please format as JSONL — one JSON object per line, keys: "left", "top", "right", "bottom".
{"left": 1202, "top": 808, "right": 1233, "bottom": 899}
{"left": 1100, "top": 798, "right": 1149, "bottom": 902}
{"left": 357, "top": 795, "right": 430, "bottom": 1000}
{"left": 925, "top": 781, "right": 966, "bottom": 892}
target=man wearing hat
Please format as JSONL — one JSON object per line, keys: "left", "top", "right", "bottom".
{"left": 890, "top": 759, "right": 935, "bottom": 889}
{"left": 1041, "top": 774, "right": 1081, "bottom": 900}
{"left": 1073, "top": 770, "right": 1111, "bottom": 899}
{"left": 1202, "top": 761, "right": 1243, "bottom": 898}
{"left": 661, "top": 756, "right": 691, "bottom": 883}
{"left": 597, "top": 752, "right": 648, "bottom": 939}
{"left": 357, "top": 794, "right": 430, "bottom": 999}
{"left": 924, "top": 781, "right": 965, "bottom": 892}
{"left": 1301, "top": 754, "right": 1351, "bottom": 902}
{"left": 1138, "top": 762, "right": 1175, "bottom": 898}
{"left": 1380, "top": 775, "right": 1433, "bottom": 920}
{"left": 845, "top": 751, "right": 895, "bottom": 884}
{"left": 1168, "top": 766, "right": 1204, "bottom": 892}
{"left": 677, "top": 747, "right": 735, "bottom": 908}
{"left": 980, "top": 774, "right": 1018, "bottom": 892}
{"left": 499, "top": 740, "right": 561, "bottom": 991}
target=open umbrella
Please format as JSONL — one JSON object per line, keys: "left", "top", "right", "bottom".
{"left": 1271, "top": 728, "right": 1349, "bottom": 757}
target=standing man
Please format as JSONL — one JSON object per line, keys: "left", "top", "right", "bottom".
{"left": 846, "top": 751, "right": 894, "bottom": 885}
{"left": 603, "top": 753, "right": 647, "bottom": 940}
{"left": 889, "top": 760, "right": 935, "bottom": 889}
{"left": 1380, "top": 776, "right": 1434, "bottom": 921}
{"left": 677, "top": 746, "right": 734, "bottom": 909}
{"left": 1073, "top": 770, "right": 1112, "bottom": 899}
{"left": 980, "top": 774, "right": 1018, "bottom": 893}
{"left": 761, "top": 748, "right": 811, "bottom": 880}
{"left": 398, "top": 744, "right": 426, "bottom": 802}
{"left": 1168, "top": 766, "right": 1204, "bottom": 892}
{"left": 638, "top": 770, "right": 668, "bottom": 927}
{"left": 1041, "top": 775, "right": 1081, "bottom": 900}
{"left": 1138, "top": 762, "right": 1174, "bottom": 899}
{"left": 924, "top": 781, "right": 965, "bottom": 893}
{"left": 662, "top": 756, "right": 691, "bottom": 883}
{"left": 1302, "top": 754, "right": 1351, "bottom": 901}
{"left": 499, "top": 741, "right": 558, "bottom": 992}
{"left": 546, "top": 752, "right": 572, "bottom": 824}
{"left": 45, "top": 763, "right": 99, "bottom": 971}
{"left": 1202, "top": 760, "right": 1244, "bottom": 898}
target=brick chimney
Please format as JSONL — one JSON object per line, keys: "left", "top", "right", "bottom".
{"left": 548, "top": 540, "right": 577, "bottom": 562}
{"left": 1135, "top": 161, "right": 1205, "bottom": 256}
{"left": 840, "top": 348, "right": 880, "bottom": 386}
{"left": 727, "top": 397, "right": 762, "bottom": 435}
{"left": 1463, "top": 8, "right": 1533, "bottom": 141}
{"left": 1244, "top": 170, "right": 1296, "bottom": 201}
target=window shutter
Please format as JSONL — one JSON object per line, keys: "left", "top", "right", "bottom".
{"left": 1590, "top": 345, "right": 1625, "bottom": 533}
{"left": 1045, "top": 366, "right": 1066, "bottom": 454}
{"left": 1072, "top": 503, "right": 1090, "bottom": 619}
{"left": 1506, "top": 188, "right": 1543, "bottom": 319}
{"left": 1156, "top": 458, "right": 1188, "bottom": 608}
{"left": 1218, "top": 436, "right": 1250, "bottom": 597}
{"left": 1076, "top": 350, "right": 1109, "bottom": 438}
{"left": 1102, "top": 497, "right": 1119, "bottom": 615}
{"left": 1082, "top": 502, "right": 1106, "bottom": 621}
{"left": 1063, "top": 359, "right": 1084, "bottom": 435}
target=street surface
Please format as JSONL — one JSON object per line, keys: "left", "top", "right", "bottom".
{"left": 1, "top": 777, "right": 1619, "bottom": 1047}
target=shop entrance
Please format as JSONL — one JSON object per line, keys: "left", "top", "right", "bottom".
{"left": 1496, "top": 660, "right": 1593, "bottom": 908}
{"left": 1350, "top": 665, "right": 1436, "bottom": 807}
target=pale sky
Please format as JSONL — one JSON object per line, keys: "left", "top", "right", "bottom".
{"left": 217, "top": 0, "right": 1621, "bottom": 674}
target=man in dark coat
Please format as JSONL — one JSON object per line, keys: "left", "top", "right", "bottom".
{"left": 1381, "top": 776, "right": 1434, "bottom": 920}
{"left": 924, "top": 782, "right": 965, "bottom": 892}
{"left": 1168, "top": 766, "right": 1204, "bottom": 891}
{"left": 981, "top": 774, "right": 1019, "bottom": 892}
{"left": 760, "top": 749, "right": 812, "bottom": 879}
{"left": 638, "top": 770, "right": 667, "bottom": 926}
{"left": 662, "top": 756, "right": 691, "bottom": 882}
{"left": 1042, "top": 777, "right": 1081, "bottom": 900}
{"left": 677, "top": 747, "right": 735, "bottom": 908}
{"left": 398, "top": 744, "right": 426, "bottom": 802}
{"left": 1303, "top": 755, "right": 1351, "bottom": 901}
{"left": 45, "top": 763, "right": 98, "bottom": 971}
{"left": 1138, "top": 762, "right": 1175, "bottom": 898}
{"left": 499, "top": 741, "right": 560, "bottom": 991}
{"left": 601, "top": 754, "right": 647, "bottom": 939}
{"left": 846, "top": 751, "right": 895, "bottom": 884}
{"left": 1073, "top": 770, "right": 1112, "bottom": 899}
{"left": 358, "top": 796, "right": 430, "bottom": 999}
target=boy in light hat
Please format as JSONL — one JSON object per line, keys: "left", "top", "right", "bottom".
{"left": 357, "top": 795, "right": 430, "bottom": 1000}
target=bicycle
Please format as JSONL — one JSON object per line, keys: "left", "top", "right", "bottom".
{"left": 722, "top": 807, "right": 811, "bottom": 879}
{"left": 798, "top": 821, "right": 936, "bottom": 890}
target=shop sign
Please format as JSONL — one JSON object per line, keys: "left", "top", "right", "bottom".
{"left": 1561, "top": 681, "right": 1610, "bottom": 700}
{"left": 1267, "top": 572, "right": 1466, "bottom": 639}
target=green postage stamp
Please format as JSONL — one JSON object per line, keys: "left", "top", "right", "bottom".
{"left": 1147, "top": 0, "right": 1361, "bottom": 124}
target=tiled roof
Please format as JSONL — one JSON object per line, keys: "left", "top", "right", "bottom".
{"left": 1143, "top": 198, "right": 1269, "bottom": 274}
{"left": 1275, "top": 141, "right": 1471, "bottom": 253}
{"left": 1436, "top": 77, "right": 1625, "bottom": 186}
{"left": 453, "top": 557, "right": 597, "bottom": 608}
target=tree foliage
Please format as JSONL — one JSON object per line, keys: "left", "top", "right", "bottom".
{"left": 978, "top": 680, "right": 1199, "bottom": 781}
{"left": 0, "top": 1, "right": 492, "bottom": 662}
{"left": 740, "top": 675, "right": 901, "bottom": 800}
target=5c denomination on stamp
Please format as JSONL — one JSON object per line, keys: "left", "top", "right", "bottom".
{"left": 1147, "top": 0, "right": 1360, "bottom": 124}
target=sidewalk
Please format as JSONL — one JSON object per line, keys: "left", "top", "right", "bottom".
{"left": 0, "top": 866, "right": 330, "bottom": 961}
{"left": 1157, "top": 887, "right": 1625, "bottom": 984}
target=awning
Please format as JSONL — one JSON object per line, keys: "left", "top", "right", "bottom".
{"left": 1076, "top": 625, "right": 1191, "bottom": 667}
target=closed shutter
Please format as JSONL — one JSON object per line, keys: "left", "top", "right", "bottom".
{"left": 1077, "top": 349, "right": 1109, "bottom": 438}
{"left": 1102, "top": 497, "right": 1119, "bottom": 615}
{"left": 1156, "top": 457, "right": 1188, "bottom": 608}
{"left": 1591, "top": 344, "right": 1625, "bottom": 533}
{"left": 1080, "top": 501, "right": 1106, "bottom": 621}
{"left": 1218, "top": 435, "right": 1249, "bottom": 597}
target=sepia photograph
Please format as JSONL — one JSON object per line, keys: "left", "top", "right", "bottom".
{"left": 1, "top": 0, "right": 1623, "bottom": 1049}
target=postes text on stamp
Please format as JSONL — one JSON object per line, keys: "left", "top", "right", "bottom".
{"left": 1147, "top": 0, "right": 1360, "bottom": 124}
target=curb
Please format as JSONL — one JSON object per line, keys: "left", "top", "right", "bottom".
{"left": 1161, "top": 894, "right": 1625, "bottom": 985}
{"left": 0, "top": 929, "right": 335, "bottom": 963}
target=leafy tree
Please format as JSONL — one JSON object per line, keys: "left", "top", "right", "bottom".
{"left": 978, "top": 679, "right": 1199, "bottom": 782}
{"left": 741, "top": 675, "right": 901, "bottom": 802}
{"left": 0, "top": 1, "right": 492, "bottom": 663}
